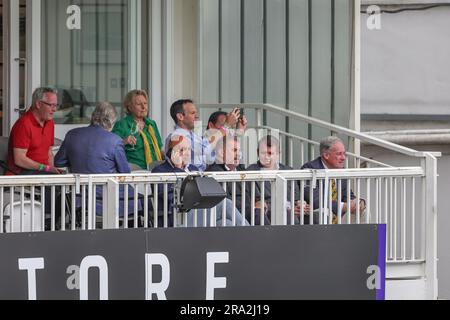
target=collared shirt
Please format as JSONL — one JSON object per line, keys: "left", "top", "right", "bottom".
{"left": 6, "top": 110, "right": 54, "bottom": 175}
{"left": 165, "top": 126, "right": 215, "bottom": 172}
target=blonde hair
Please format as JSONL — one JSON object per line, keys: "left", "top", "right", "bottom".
{"left": 123, "top": 90, "right": 149, "bottom": 114}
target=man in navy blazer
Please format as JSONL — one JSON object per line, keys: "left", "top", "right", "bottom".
{"left": 301, "top": 136, "right": 366, "bottom": 222}
{"left": 55, "top": 102, "right": 141, "bottom": 219}
{"left": 55, "top": 105, "right": 130, "bottom": 175}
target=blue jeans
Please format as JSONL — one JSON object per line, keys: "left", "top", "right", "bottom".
{"left": 186, "top": 198, "right": 249, "bottom": 227}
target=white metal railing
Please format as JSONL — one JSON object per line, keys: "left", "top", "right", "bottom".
{"left": 0, "top": 168, "right": 425, "bottom": 259}
{"left": 0, "top": 103, "right": 439, "bottom": 299}
{"left": 0, "top": 165, "right": 437, "bottom": 298}
{"left": 197, "top": 103, "right": 438, "bottom": 167}
{"left": 196, "top": 102, "right": 437, "bottom": 299}
{"left": 258, "top": 125, "right": 393, "bottom": 169}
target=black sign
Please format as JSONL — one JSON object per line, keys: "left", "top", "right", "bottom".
{"left": 0, "top": 225, "right": 385, "bottom": 300}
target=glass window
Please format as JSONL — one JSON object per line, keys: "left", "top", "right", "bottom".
{"left": 41, "top": 0, "right": 134, "bottom": 124}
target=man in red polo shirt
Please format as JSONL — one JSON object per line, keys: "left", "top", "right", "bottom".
{"left": 6, "top": 87, "right": 61, "bottom": 175}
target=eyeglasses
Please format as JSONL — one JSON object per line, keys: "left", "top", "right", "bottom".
{"left": 40, "top": 100, "right": 58, "bottom": 108}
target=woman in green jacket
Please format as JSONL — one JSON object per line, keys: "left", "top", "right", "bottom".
{"left": 112, "top": 90, "right": 164, "bottom": 170}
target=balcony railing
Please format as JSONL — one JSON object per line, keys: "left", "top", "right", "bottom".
{"left": 0, "top": 103, "right": 439, "bottom": 299}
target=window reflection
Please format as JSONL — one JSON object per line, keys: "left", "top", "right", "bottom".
{"left": 42, "top": 0, "right": 130, "bottom": 124}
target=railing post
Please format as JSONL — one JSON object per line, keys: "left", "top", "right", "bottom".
{"left": 256, "top": 108, "right": 263, "bottom": 142}
{"left": 272, "top": 175, "right": 287, "bottom": 226}
{"left": 87, "top": 176, "right": 94, "bottom": 230}
{"left": 423, "top": 153, "right": 438, "bottom": 300}
{"left": 105, "top": 179, "right": 119, "bottom": 229}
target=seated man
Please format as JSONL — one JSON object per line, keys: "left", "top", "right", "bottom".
{"left": 205, "top": 109, "right": 248, "bottom": 161}
{"left": 247, "top": 135, "right": 310, "bottom": 224}
{"left": 152, "top": 134, "right": 248, "bottom": 227}
{"left": 6, "top": 87, "right": 61, "bottom": 175}
{"left": 54, "top": 102, "right": 141, "bottom": 221}
{"left": 301, "top": 136, "right": 366, "bottom": 224}
{"left": 5, "top": 87, "right": 63, "bottom": 229}
{"left": 207, "top": 136, "right": 266, "bottom": 225}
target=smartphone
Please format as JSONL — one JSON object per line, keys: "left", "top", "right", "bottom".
{"left": 239, "top": 108, "right": 245, "bottom": 119}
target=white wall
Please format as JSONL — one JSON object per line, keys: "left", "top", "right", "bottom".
{"left": 361, "top": 3, "right": 450, "bottom": 298}
{"left": 361, "top": 5, "right": 450, "bottom": 117}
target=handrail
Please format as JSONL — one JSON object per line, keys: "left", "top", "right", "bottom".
{"left": 198, "top": 103, "right": 426, "bottom": 158}
{"left": 0, "top": 167, "right": 424, "bottom": 185}
{"left": 258, "top": 125, "right": 393, "bottom": 168}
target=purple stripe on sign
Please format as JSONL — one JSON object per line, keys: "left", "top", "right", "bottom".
{"left": 377, "top": 224, "right": 387, "bottom": 300}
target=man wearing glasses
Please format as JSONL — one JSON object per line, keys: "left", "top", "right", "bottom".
{"left": 5, "top": 87, "right": 61, "bottom": 175}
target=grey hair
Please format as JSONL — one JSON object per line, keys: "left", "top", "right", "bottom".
{"left": 214, "top": 135, "right": 240, "bottom": 165}
{"left": 31, "top": 87, "right": 58, "bottom": 107}
{"left": 258, "top": 135, "right": 280, "bottom": 153}
{"left": 214, "top": 135, "right": 239, "bottom": 153}
{"left": 91, "top": 102, "right": 118, "bottom": 130}
{"left": 320, "top": 136, "right": 344, "bottom": 155}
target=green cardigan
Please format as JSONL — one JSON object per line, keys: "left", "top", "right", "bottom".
{"left": 112, "top": 115, "right": 163, "bottom": 170}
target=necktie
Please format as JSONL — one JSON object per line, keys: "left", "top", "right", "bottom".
{"left": 331, "top": 179, "right": 338, "bottom": 201}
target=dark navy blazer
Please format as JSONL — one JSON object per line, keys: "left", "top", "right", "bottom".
{"left": 54, "top": 125, "right": 139, "bottom": 217}
{"left": 206, "top": 163, "right": 266, "bottom": 225}
{"left": 301, "top": 157, "right": 355, "bottom": 215}
{"left": 246, "top": 161, "right": 300, "bottom": 225}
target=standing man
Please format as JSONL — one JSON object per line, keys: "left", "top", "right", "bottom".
{"left": 167, "top": 100, "right": 247, "bottom": 172}
{"left": 301, "top": 136, "right": 366, "bottom": 223}
{"left": 206, "top": 109, "right": 248, "bottom": 138}
{"left": 6, "top": 87, "right": 61, "bottom": 175}
{"left": 166, "top": 99, "right": 209, "bottom": 171}
{"left": 167, "top": 99, "right": 220, "bottom": 171}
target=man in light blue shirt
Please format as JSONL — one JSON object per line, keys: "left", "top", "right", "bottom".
{"left": 165, "top": 99, "right": 217, "bottom": 171}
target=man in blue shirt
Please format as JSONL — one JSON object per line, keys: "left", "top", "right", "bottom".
{"left": 165, "top": 100, "right": 247, "bottom": 171}
{"left": 165, "top": 99, "right": 212, "bottom": 171}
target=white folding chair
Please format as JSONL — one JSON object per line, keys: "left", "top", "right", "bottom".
{"left": 3, "top": 200, "right": 44, "bottom": 233}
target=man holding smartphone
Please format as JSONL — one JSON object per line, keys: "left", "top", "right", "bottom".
{"left": 206, "top": 107, "right": 248, "bottom": 137}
